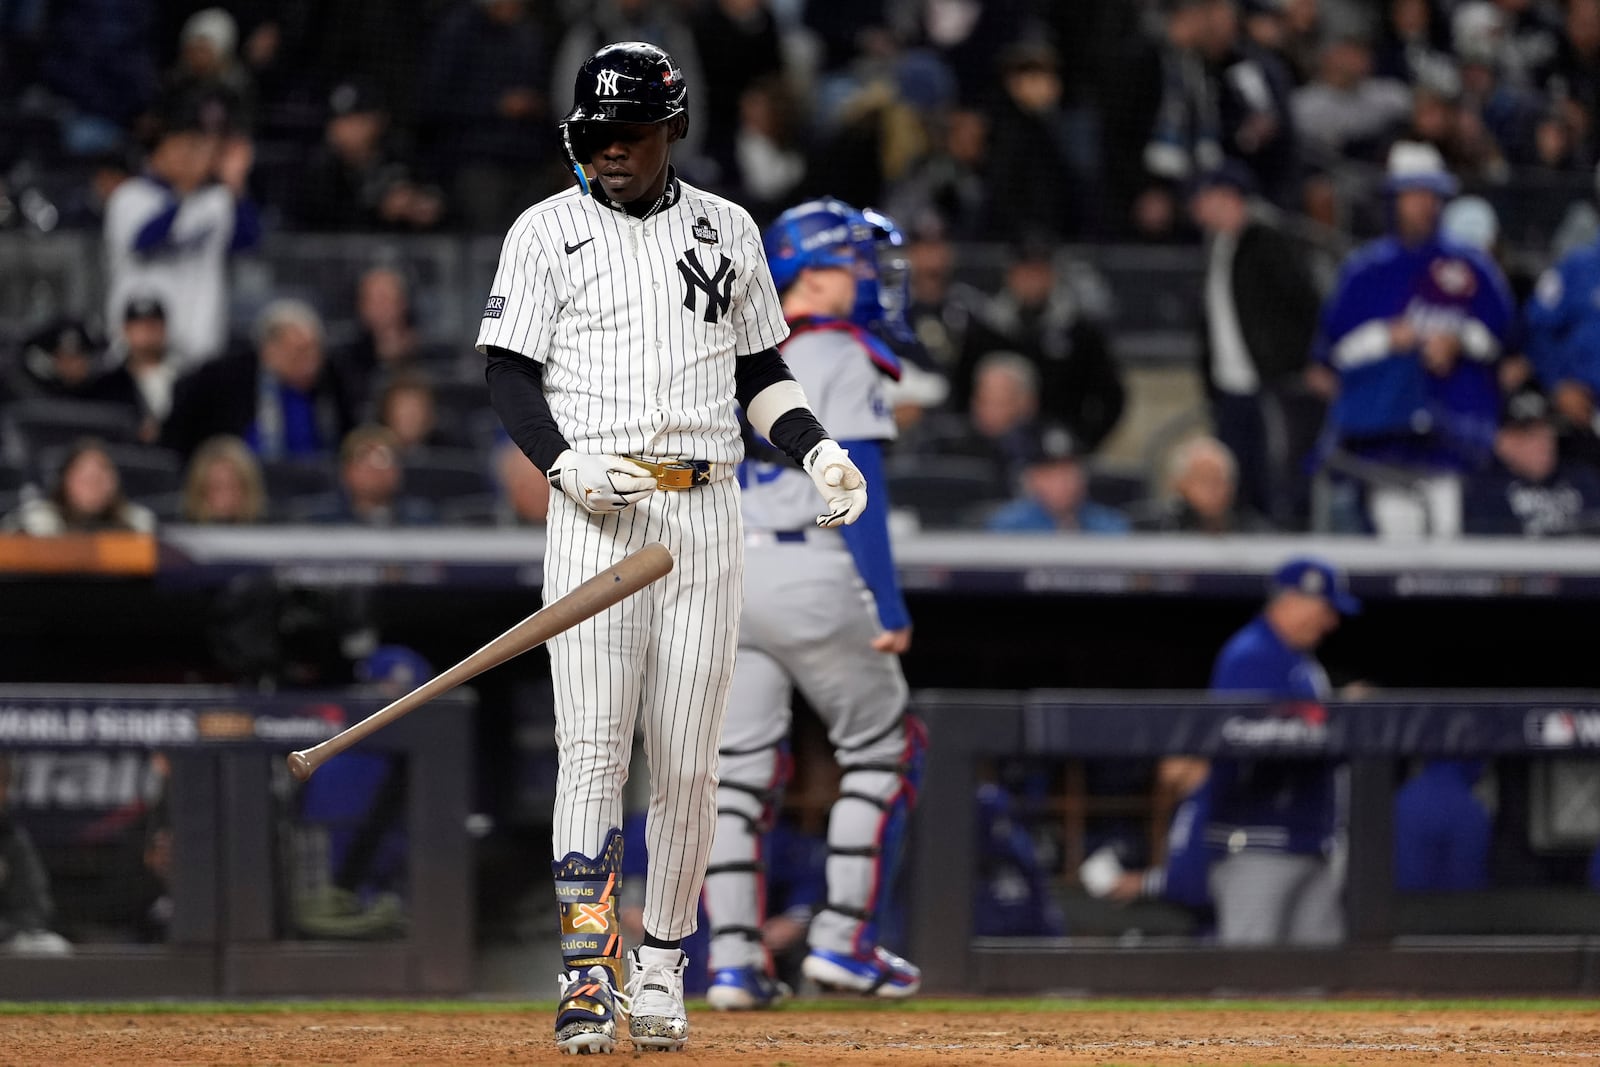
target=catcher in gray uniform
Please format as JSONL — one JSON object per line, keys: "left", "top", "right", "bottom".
{"left": 702, "top": 198, "right": 925, "bottom": 1009}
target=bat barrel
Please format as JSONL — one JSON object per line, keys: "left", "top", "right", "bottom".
{"left": 282, "top": 541, "right": 674, "bottom": 782}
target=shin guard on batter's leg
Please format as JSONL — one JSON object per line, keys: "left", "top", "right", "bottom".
{"left": 553, "top": 827, "right": 626, "bottom": 990}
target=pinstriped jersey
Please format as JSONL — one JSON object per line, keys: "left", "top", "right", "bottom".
{"left": 476, "top": 177, "right": 789, "bottom": 464}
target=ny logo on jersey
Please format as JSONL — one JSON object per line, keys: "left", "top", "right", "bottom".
{"left": 678, "top": 249, "right": 734, "bottom": 324}
{"left": 596, "top": 69, "right": 622, "bottom": 96}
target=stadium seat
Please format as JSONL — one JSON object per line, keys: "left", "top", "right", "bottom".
{"left": 1086, "top": 464, "right": 1149, "bottom": 509}
{"left": 885, "top": 455, "right": 1011, "bottom": 529}
{"left": 1, "top": 399, "right": 140, "bottom": 462}
{"left": 0, "top": 462, "right": 34, "bottom": 494}
{"left": 260, "top": 458, "right": 339, "bottom": 518}
{"left": 402, "top": 448, "right": 493, "bottom": 502}
{"left": 438, "top": 493, "right": 504, "bottom": 526}
{"left": 466, "top": 408, "right": 508, "bottom": 453}
{"left": 894, "top": 411, "right": 975, "bottom": 458}
{"left": 428, "top": 377, "right": 491, "bottom": 423}
{"left": 138, "top": 491, "right": 186, "bottom": 522}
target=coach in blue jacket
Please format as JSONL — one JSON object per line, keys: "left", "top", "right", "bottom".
{"left": 1205, "top": 557, "right": 1358, "bottom": 946}
{"left": 1313, "top": 142, "right": 1515, "bottom": 536}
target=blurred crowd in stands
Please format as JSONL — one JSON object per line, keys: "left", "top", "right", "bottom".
{"left": 11, "top": 0, "right": 1600, "bottom": 237}
{"left": 7, "top": 0, "right": 1600, "bottom": 537}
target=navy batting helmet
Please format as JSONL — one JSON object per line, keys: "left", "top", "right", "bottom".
{"left": 561, "top": 42, "right": 688, "bottom": 189}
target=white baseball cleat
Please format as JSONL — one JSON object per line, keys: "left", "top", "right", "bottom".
{"left": 625, "top": 946, "right": 689, "bottom": 1051}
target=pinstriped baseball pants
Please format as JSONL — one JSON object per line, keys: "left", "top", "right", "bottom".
{"left": 544, "top": 477, "right": 743, "bottom": 940}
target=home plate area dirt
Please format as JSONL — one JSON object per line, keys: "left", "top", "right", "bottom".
{"left": 5, "top": 1005, "right": 1600, "bottom": 1066}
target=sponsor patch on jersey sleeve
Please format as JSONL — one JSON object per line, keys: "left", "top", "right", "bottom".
{"left": 483, "top": 295, "right": 507, "bottom": 320}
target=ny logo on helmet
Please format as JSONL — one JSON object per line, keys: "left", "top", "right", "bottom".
{"left": 678, "top": 249, "right": 734, "bottom": 324}
{"left": 596, "top": 69, "right": 622, "bottom": 97}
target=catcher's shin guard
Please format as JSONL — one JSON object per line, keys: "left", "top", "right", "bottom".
{"left": 703, "top": 741, "right": 791, "bottom": 972}
{"left": 552, "top": 827, "right": 626, "bottom": 990}
{"left": 813, "top": 715, "right": 927, "bottom": 955}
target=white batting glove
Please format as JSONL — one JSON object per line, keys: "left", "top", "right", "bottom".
{"left": 547, "top": 450, "right": 657, "bottom": 513}
{"left": 803, "top": 439, "right": 868, "bottom": 528}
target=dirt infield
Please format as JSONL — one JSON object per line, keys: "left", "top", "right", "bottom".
{"left": 4, "top": 1002, "right": 1600, "bottom": 1066}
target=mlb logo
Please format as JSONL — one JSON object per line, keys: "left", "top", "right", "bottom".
{"left": 483, "top": 295, "right": 507, "bottom": 320}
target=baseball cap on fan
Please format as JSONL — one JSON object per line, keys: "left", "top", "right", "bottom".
{"left": 1384, "top": 141, "right": 1459, "bottom": 198}
{"left": 124, "top": 295, "right": 166, "bottom": 323}
{"left": 1272, "top": 556, "right": 1361, "bottom": 615}
{"left": 1502, "top": 383, "right": 1553, "bottom": 427}
{"left": 1017, "top": 423, "right": 1080, "bottom": 468}
{"left": 328, "top": 81, "right": 385, "bottom": 119}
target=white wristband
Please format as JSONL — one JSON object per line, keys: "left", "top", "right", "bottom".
{"left": 745, "top": 379, "right": 811, "bottom": 440}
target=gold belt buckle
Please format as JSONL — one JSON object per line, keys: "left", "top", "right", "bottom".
{"left": 628, "top": 457, "right": 711, "bottom": 491}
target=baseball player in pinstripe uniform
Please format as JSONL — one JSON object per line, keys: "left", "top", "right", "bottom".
{"left": 477, "top": 42, "right": 870, "bottom": 1055}
{"left": 701, "top": 199, "right": 925, "bottom": 1010}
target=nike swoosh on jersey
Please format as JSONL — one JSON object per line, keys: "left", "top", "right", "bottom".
{"left": 565, "top": 238, "right": 596, "bottom": 255}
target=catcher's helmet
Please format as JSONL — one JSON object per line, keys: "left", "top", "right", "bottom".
{"left": 561, "top": 41, "right": 688, "bottom": 189}
{"left": 763, "top": 197, "right": 872, "bottom": 294}
{"left": 851, "top": 207, "right": 915, "bottom": 342}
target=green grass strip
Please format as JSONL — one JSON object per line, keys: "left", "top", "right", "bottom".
{"left": 0, "top": 997, "right": 1596, "bottom": 1016}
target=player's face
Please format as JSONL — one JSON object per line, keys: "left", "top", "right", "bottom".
{"left": 803, "top": 262, "right": 857, "bottom": 319}
{"left": 1275, "top": 592, "right": 1340, "bottom": 649}
{"left": 588, "top": 122, "right": 672, "bottom": 204}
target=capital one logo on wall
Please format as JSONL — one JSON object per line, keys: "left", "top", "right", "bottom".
{"left": 1525, "top": 709, "right": 1600, "bottom": 748}
{"left": 1220, "top": 701, "right": 1329, "bottom": 749}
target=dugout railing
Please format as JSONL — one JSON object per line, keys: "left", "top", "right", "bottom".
{"left": 906, "top": 691, "right": 1600, "bottom": 995}
{"left": 0, "top": 685, "right": 473, "bottom": 999}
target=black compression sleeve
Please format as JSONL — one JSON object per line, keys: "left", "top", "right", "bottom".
{"left": 733, "top": 346, "right": 796, "bottom": 409}
{"left": 484, "top": 347, "right": 571, "bottom": 472}
{"left": 768, "top": 408, "right": 829, "bottom": 467}
{"left": 735, "top": 348, "right": 829, "bottom": 465}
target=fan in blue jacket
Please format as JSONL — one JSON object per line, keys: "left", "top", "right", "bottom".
{"left": 1314, "top": 143, "right": 1515, "bottom": 477}
{"left": 1525, "top": 230, "right": 1600, "bottom": 440}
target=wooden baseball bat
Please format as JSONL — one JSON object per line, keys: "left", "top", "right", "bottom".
{"left": 286, "top": 541, "right": 674, "bottom": 782}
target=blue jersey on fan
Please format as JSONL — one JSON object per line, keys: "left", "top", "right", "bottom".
{"left": 1526, "top": 237, "right": 1600, "bottom": 396}
{"left": 1315, "top": 234, "right": 1514, "bottom": 471}
{"left": 1205, "top": 616, "right": 1337, "bottom": 859}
